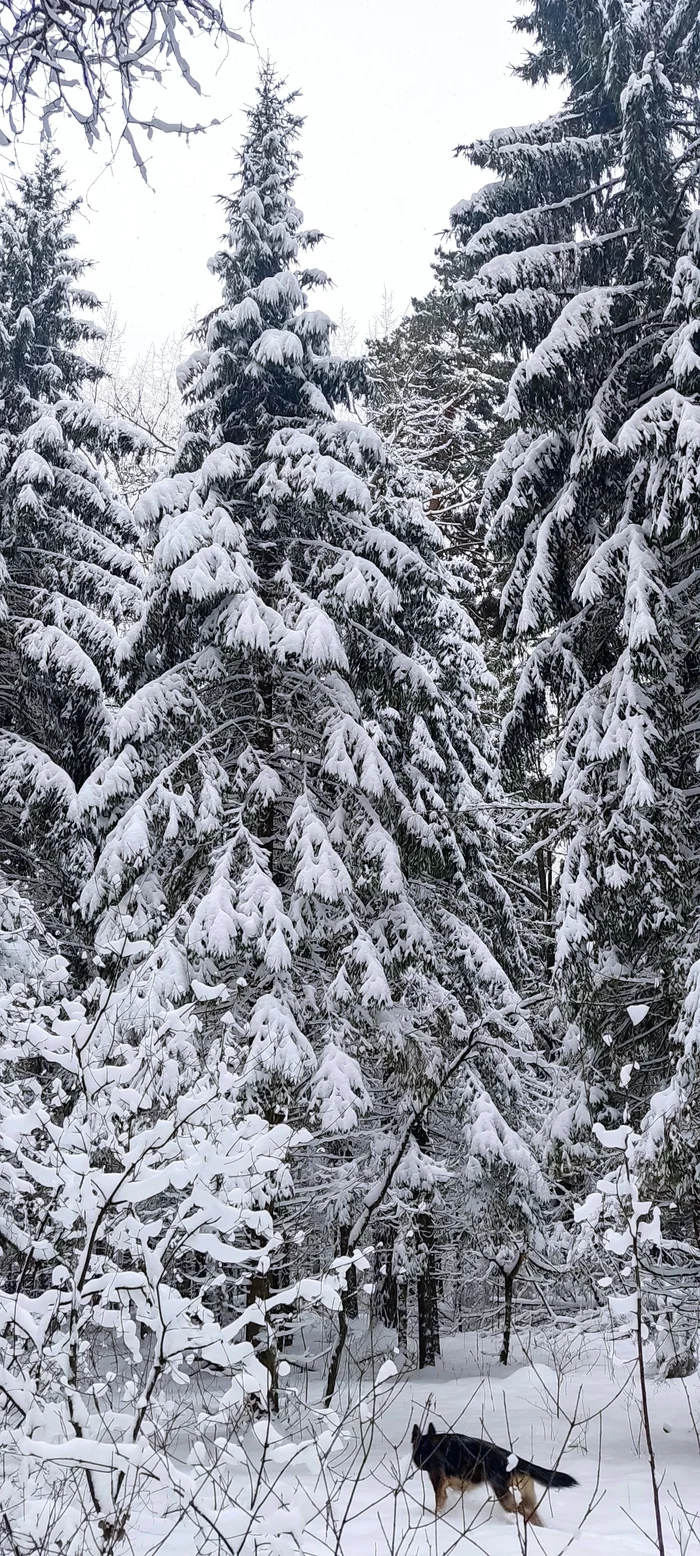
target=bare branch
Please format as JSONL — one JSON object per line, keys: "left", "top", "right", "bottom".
{"left": 0, "top": 0, "right": 243, "bottom": 169}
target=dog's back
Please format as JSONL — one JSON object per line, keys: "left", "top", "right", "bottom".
{"left": 411, "top": 1423, "right": 576, "bottom": 1526}
{"left": 411, "top": 1424, "right": 489, "bottom": 1484}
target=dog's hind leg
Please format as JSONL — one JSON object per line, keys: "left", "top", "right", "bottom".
{"left": 516, "top": 1475, "right": 544, "bottom": 1525}
{"left": 510, "top": 1475, "right": 543, "bottom": 1526}
{"left": 493, "top": 1474, "right": 544, "bottom": 1527}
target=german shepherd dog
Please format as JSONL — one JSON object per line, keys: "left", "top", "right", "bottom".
{"left": 411, "top": 1422, "right": 577, "bottom": 1526}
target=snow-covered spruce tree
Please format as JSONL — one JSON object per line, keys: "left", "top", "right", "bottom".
{"left": 366, "top": 297, "right": 555, "bottom": 1354}
{"left": 448, "top": 0, "right": 700, "bottom": 1161}
{"left": 0, "top": 148, "right": 144, "bottom": 921}
{"left": 81, "top": 65, "right": 548, "bottom": 1380}
{"left": 366, "top": 285, "right": 509, "bottom": 547}
{"left": 620, "top": 214, "right": 700, "bottom": 1252}
{"left": 365, "top": 279, "right": 556, "bottom": 1029}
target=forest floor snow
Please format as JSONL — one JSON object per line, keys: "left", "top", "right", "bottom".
{"left": 129, "top": 1327, "right": 700, "bottom": 1556}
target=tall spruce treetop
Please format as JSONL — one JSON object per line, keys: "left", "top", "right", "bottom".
{"left": 175, "top": 62, "right": 349, "bottom": 467}
{"left": 0, "top": 149, "right": 143, "bottom": 915}
{"left": 448, "top": 0, "right": 700, "bottom": 1148}
{"left": 83, "top": 67, "right": 545, "bottom": 1301}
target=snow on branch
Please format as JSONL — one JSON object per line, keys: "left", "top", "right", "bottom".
{"left": 0, "top": 0, "right": 243, "bottom": 173}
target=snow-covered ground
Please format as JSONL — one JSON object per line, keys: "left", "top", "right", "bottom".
{"left": 127, "top": 1327, "right": 700, "bottom": 1556}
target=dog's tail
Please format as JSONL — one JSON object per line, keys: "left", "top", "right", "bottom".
{"left": 515, "top": 1459, "right": 577, "bottom": 1490}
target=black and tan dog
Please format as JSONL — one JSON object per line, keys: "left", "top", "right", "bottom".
{"left": 411, "top": 1422, "right": 577, "bottom": 1526}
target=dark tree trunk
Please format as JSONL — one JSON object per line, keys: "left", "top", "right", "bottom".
{"left": 500, "top": 1269, "right": 515, "bottom": 1366}
{"left": 372, "top": 1234, "right": 397, "bottom": 1330}
{"left": 346, "top": 1258, "right": 358, "bottom": 1320}
{"left": 498, "top": 1251, "right": 526, "bottom": 1366}
{"left": 322, "top": 1224, "right": 359, "bottom": 1407}
{"left": 396, "top": 1274, "right": 408, "bottom": 1355}
{"left": 272, "top": 1254, "right": 294, "bottom": 1351}
{"left": 246, "top": 1261, "right": 279, "bottom": 1412}
{"left": 417, "top": 1211, "right": 440, "bottom": 1368}
{"left": 339, "top": 1223, "right": 358, "bottom": 1320}
{"left": 323, "top": 1302, "right": 348, "bottom": 1407}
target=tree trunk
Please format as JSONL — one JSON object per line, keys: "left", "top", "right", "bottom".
{"left": 498, "top": 1252, "right": 526, "bottom": 1366}
{"left": 246, "top": 1263, "right": 279, "bottom": 1412}
{"left": 417, "top": 1211, "right": 440, "bottom": 1368}
{"left": 500, "top": 1268, "right": 515, "bottom": 1366}
{"left": 339, "top": 1223, "right": 358, "bottom": 1320}
{"left": 396, "top": 1274, "right": 408, "bottom": 1355}
{"left": 323, "top": 1227, "right": 359, "bottom": 1408}
{"left": 372, "top": 1234, "right": 397, "bottom": 1330}
{"left": 323, "top": 1302, "right": 348, "bottom": 1407}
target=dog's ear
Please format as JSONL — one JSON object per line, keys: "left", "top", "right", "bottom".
{"left": 427, "top": 1422, "right": 436, "bottom": 1438}
{"left": 411, "top": 1423, "right": 419, "bottom": 1446}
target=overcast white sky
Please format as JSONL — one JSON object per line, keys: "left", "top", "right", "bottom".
{"left": 20, "top": 0, "right": 561, "bottom": 359}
